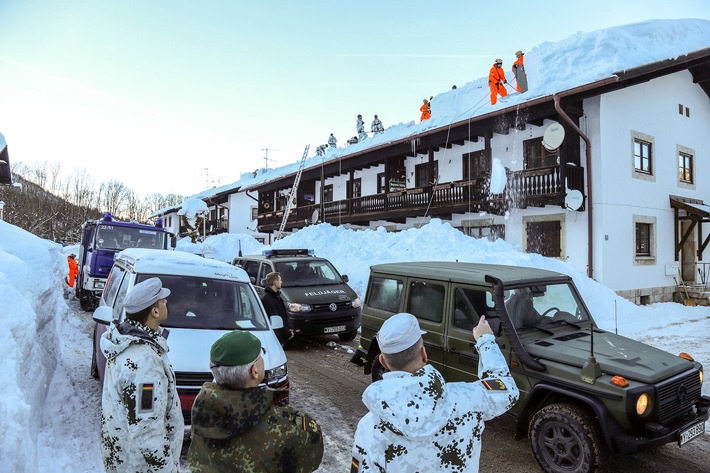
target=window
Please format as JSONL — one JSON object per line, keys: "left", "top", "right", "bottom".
{"left": 634, "top": 139, "right": 652, "bottom": 173}
{"left": 636, "top": 222, "right": 651, "bottom": 257}
{"left": 349, "top": 178, "right": 361, "bottom": 198}
{"left": 415, "top": 161, "right": 439, "bottom": 187}
{"left": 679, "top": 152, "right": 693, "bottom": 183}
{"left": 407, "top": 280, "right": 445, "bottom": 323}
{"left": 323, "top": 185, "right": 333, "bottom": 202}
{"left": 251, "top": 206, "right": 258, "bottom": 221}
{"left": 460, "top": 222, "right": 505, "bottom": 241}
{"left": 453, "top": 288, "right": 490, "bottom": 330}
{"left": 377, "top": 172, "right": 385, "bottom": 194}
{"left": 525, "top": 219, "right": 562, "bottom": 258}
{"left": 462, "top": 150, "right": 489, "bottom": 179}
{"left": 524, "top": 138, "right": 559, "bottom": 170}
{"left": 633, "top": 215, "right": 656, "bottom": 264}
{"left": 367, "top": 277, "right": 404, "bottom": 313}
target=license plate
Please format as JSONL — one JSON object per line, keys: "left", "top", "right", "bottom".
{"left": 678, "top": 420, "right": 705, "bottom": 446}
{"left": 324, "top": 325, "right": 346, "bottom": 334}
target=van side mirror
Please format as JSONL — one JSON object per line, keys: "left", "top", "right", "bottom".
{"left": 270, "top": 315, "right": 284, "bottom": 330}
{"left": 342, "top": 274, "right": 349, "bottom": 283}
{"left": 93, "top": 306, "right": 114, "bottom": 324}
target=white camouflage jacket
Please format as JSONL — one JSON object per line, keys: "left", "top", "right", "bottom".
{"left": 352, "top": 334, "right": 519, "bottom": 472}
{"left": 100, "top": 320, "right": 184, "bottom": 473}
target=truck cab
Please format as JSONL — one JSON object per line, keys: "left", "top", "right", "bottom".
{"left": 76, "top": 212, "right": 174, "bottom": 310}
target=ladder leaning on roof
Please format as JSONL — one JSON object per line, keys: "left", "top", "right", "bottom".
{"left": 274, "top": 144, "right": 310, "bottom": 241}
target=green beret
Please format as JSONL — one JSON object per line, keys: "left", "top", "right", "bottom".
{"left": 210, "top": 331, "right": 262, "bottom": 366}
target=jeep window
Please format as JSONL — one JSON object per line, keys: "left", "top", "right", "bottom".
{"left": 453, "top": 288, "right": 492, "bottom": 330}
{"left": 504, "top": 282, "right": 590, "bottom": 330}
{"left": 408, "top": 280, "right": 445, "bottom": 323}
{"left": 276, "top": 260, "right": 341, "bottom": 287}
{"left": 367, "top": 277, "right": 403, "bottom": 312}
{"left": 137, "top": 274, "right": 268, "bottom": 330}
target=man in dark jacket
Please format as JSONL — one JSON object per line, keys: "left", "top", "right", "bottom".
{"left": 188, "top": 330, "right": 324, "bottom": 472}
{"left": 261, "top": 271, "right": 291, "bottom": 345}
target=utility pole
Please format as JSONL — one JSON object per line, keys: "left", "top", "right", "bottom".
{"left": 262, "top": 148, "right": 279, "bottom": 170}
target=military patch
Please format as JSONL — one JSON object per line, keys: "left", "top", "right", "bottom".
{"left": 139, "top": 383, "right": 154, "bottom": 412}
{"left": 481, "top": 378, "right": 507, "bottom": 391}
{"left": 351, "top": 457, "right": 360, "bottom": 473}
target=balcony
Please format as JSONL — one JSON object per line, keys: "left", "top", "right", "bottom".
{"left": 257, "top": 164, "right": 584, "bottom": 232}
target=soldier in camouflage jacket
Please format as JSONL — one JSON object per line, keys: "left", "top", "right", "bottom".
{"left": 351, "top": 313, "right": 519, "bottom": 472}
{"left": 100, "top": 278, "right": 184, "bottom": 473}
{"left": 188, "top": 330, "right": 323, "bottom": 472}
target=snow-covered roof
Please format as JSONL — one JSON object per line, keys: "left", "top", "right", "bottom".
{"left": 153, "top": 18, "right": 710, "bottom": 217}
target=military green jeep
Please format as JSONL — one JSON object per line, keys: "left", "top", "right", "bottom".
{"left": 351, "top": 261, "right": 709, "bottom": 473}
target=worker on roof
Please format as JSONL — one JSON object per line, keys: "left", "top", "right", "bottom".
{"left": 489, "top": 59, "right": 508, "bottom": 105}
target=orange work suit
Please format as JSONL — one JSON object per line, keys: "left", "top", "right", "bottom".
{"left": 67, "top": 256, "right": 78, "bottom": 288}
{"left": 512, "top": 56, "right": 525, "bottom": 92}
{"left": 489, "top": 65, "right": 508, "bottom": 105}
{"left": 420, "top": 101, "right": 431, "bottom": 121}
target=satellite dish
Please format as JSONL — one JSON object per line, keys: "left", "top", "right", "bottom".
{"left": 543, "top": 122, "right": 565, "bottom": 151}
{"left": 565, "top": 189, "right": 584, "bottom": 211}
{"left": 311, "top": 209, "right": 320, "bottom": 224}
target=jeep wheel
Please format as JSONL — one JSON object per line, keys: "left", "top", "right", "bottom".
{"left": 371, "top": 357, "right": 387, "bottom": 382}
{"left": 338, "top": 330, "right": 357, "bottom": 342}
{"left": 529, "top": 403, "right": 605, "bottom": 473}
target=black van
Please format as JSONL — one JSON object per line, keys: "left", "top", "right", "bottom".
{"left": 233, "top": 249, "right": 361, "bottom": 341}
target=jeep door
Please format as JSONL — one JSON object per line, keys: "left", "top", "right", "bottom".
{"left": 444, "top": 285, "right": 491, "bottom": 383}
{"left": 404, "top": 278, "right": 447, "bottom": 375}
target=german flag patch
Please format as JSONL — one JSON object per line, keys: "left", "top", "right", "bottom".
{"left": 140, "top": 383, "right": 154, "bottom": 411}
{"left": 481, "top": 379, "right": 508, "bottom": 391}
{"left": 351, "top": 457, "right": 360, "bottom": 473}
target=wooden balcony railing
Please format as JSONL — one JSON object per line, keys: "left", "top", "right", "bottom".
{"left": 257, "top": 164, "right": 584, "bottom": 231}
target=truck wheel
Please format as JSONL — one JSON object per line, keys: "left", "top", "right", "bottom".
{"left": 338, "top": 330, "right": 357, "bottom": 342}
{"left": 528, "top": 402, "right": 605, "bottom": 473}
{"left": 371, "top": 357, "right": 387, "bottom": 382}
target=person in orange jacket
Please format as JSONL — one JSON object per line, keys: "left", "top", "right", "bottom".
{"left": 489, "top": 59, "right": 508, "bottom": 105}
{"left": 67, "top": 253, "right": 78, "bottom": 288}
{"left": 420, "top": 97, "right": 432, "bottom": 121}
{"left": 512, "top": 50, "right": 528, "bottom": 93}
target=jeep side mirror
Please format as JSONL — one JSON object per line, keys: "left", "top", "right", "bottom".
{"left": 342, "top": 274, "right": 349, "bottom": 283}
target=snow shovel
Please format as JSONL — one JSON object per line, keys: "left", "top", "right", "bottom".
{"left": 674, "top": 276, "right": 696, "bottom": 306}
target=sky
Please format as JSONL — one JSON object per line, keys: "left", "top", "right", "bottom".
{"left": 1, "top": 1, "right": 710, "bottom": 198}
{"left": 1, "top": 218, "right": 709, "bottom": 472}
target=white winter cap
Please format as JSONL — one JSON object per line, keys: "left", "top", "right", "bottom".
{"left": 123, "top": 277, "right": 170, "bottom": 314}
{"left": 377, "top": 313, "right": 426, "bottom": 354}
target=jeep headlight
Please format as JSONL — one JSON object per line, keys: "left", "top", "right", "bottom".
{"left": 351, "top": 297, "right": 362, "bottom": 309}
{"left": 636, "top": 393, "right": 651, "bottom": 416}
{"left": 265, "top": 363, "right": 288, "bottom": 382}
{"left": 287, "top": 302, "right": 312, "bottom": 313}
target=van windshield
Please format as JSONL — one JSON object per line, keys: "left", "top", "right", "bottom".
{"left": 136, "top": 274, "right": 269, "bottom": 330}
{"left": 276, "top": 260, "right": 342, "bottom": 287}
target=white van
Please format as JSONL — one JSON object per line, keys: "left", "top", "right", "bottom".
{"left": 91, "top": 248, "right": 289, "bottom": 424}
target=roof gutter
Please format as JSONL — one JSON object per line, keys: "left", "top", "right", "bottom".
{"left": 552, "top": 76, "right": 619, "bottom": 279}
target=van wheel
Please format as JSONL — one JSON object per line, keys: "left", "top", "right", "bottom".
{"left": 371, "top": 357, "right": 387, "bottom": 382}
{"left": 528, "top": 402, "right": 605, "bottom": 473}
{"left": 90, "top": 349, "right": 99, "bottom": 379}
{"left": 338, "top": 330, "right": 357, "bottom": 342}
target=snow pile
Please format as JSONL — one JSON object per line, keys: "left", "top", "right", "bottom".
{"left": 0, "top": 221, "right": 66, "bottom": 472}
